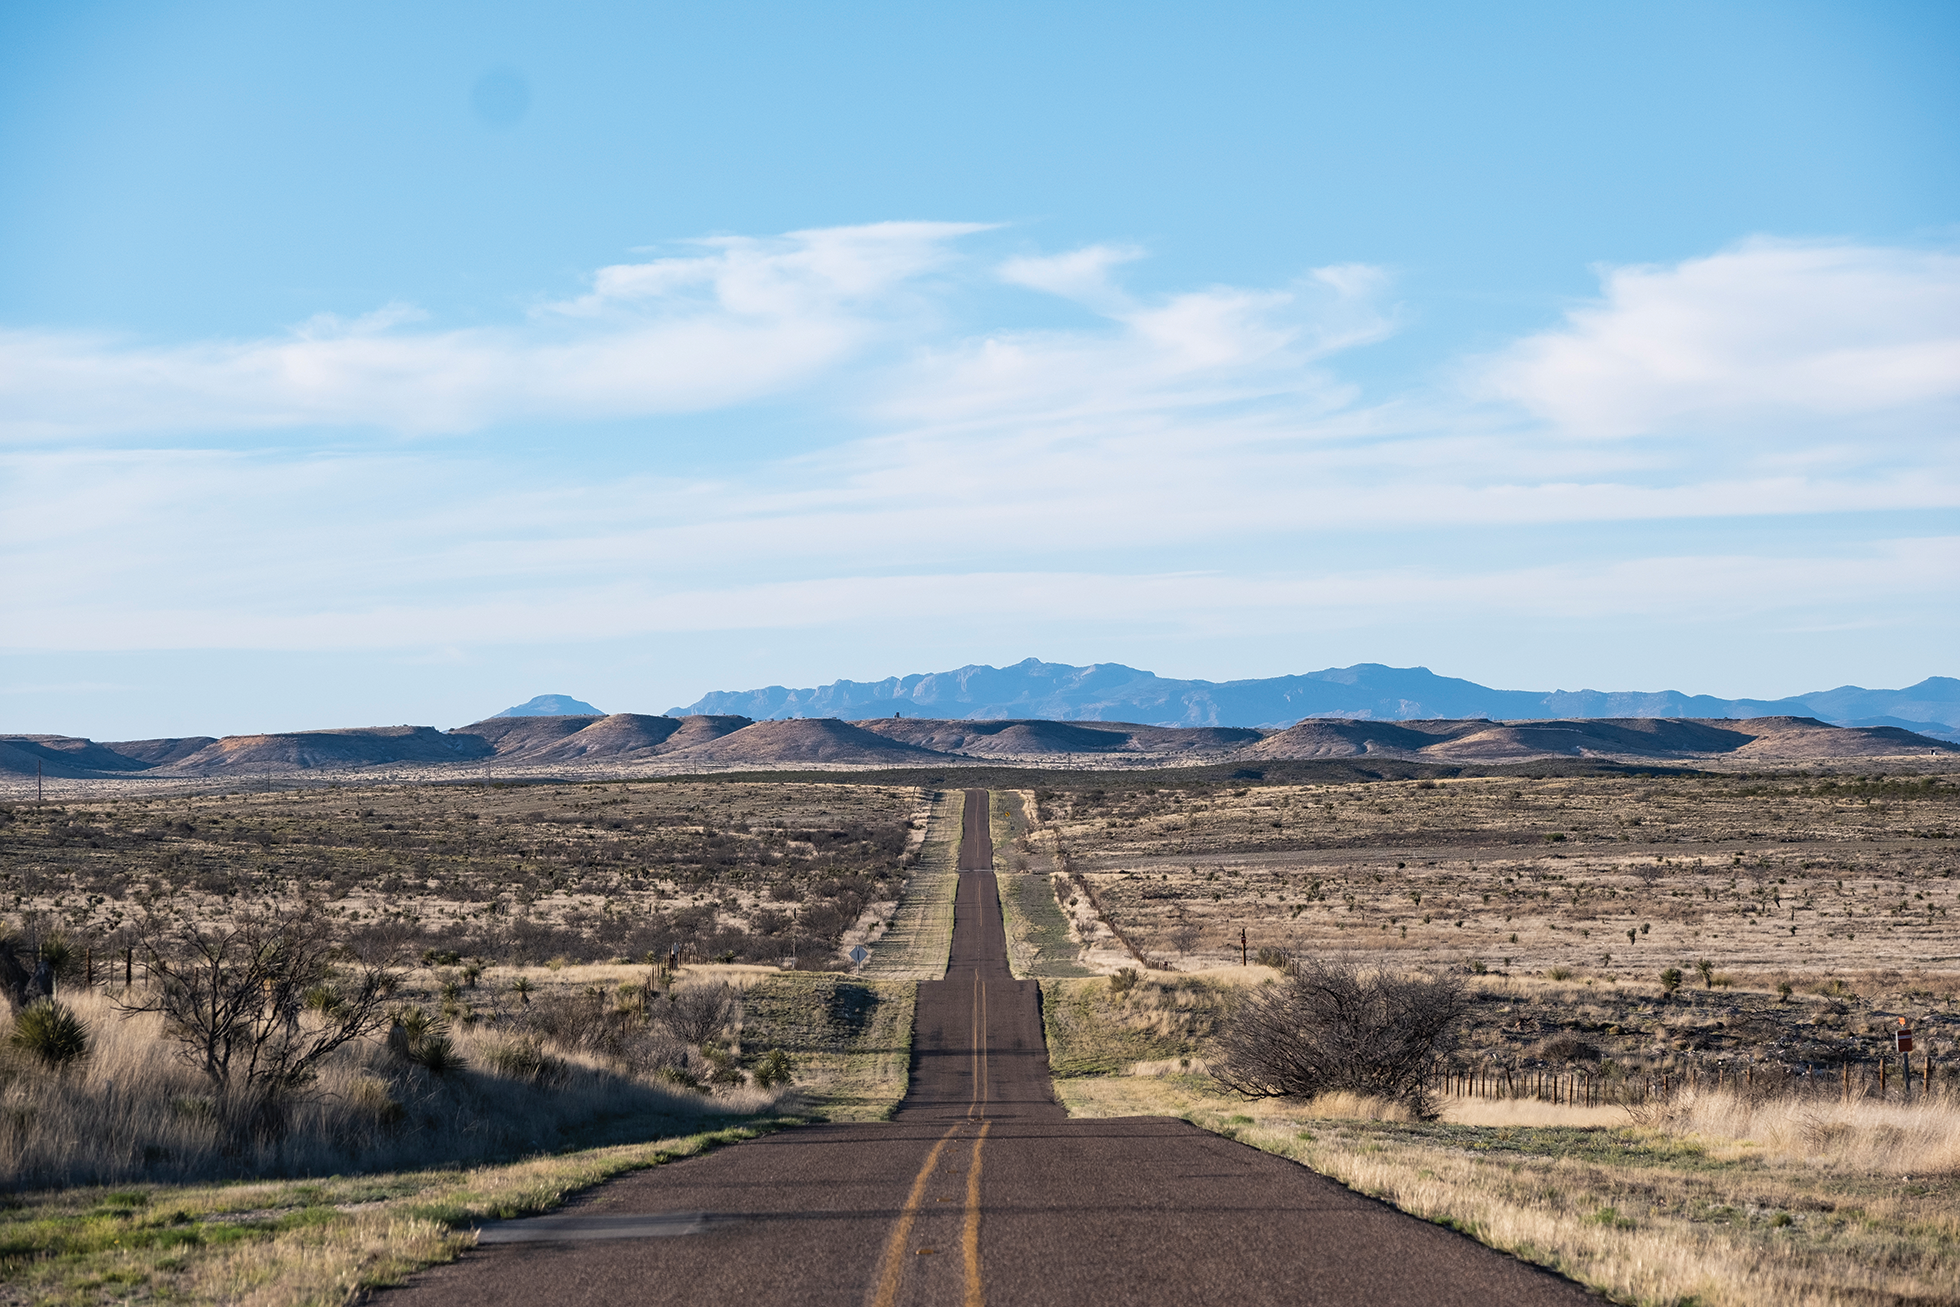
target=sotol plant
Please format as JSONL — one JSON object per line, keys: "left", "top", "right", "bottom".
{"left": 9, "top": 999, "right": 89, "bottom": 1067}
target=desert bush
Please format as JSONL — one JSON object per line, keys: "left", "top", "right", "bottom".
{"left": 1253, "top": 947, "right": 1293, "bottom": 971}
{"left": 118, "top": 903, "right": 396, "bottom": 1099}
{"left": 657, "top": 1063, "right": 706, "bottom": 1091}
{"left": 0, "top": 923, "right": 70, "bottom": 1013}
{"left": 347, "top": 1075, "right": 405, "bottom": 1125}
{"left": 660, "top": 982, "right": 736, "bottom": 1046}
{"left": 700, "top": 1043, "right": 747, "bottom": 1086}
{"left": 0, "top": 990, "right": 778, "bottom": 1190}
{"left": 1534, "top": 1034, "right": 1603, "bottom": 1063}
{"left": 481, "top": 1037, "right": 567, "bottom": 1086}
{"left": 524, "top": 992, "right": 642, "bottom": 1058}
{"left": 1211, "top": 955, "right": 1468, "bottom": 1117}
{"left": 9, "top": 1000, "right": 89, "bottom": 1067}
{"left": 1109, "top": 967, "right": 1140, "bottom": 995}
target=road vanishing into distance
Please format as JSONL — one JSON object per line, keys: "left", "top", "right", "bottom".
{"left": 387, "top": 791, "right": 1597, "bottom": 1306}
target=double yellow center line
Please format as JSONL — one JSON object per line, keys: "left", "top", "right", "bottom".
{"left": 868, "top": 967, "right": 992, "bottom": 1307}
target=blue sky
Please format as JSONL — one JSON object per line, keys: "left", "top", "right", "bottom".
{"left": 3, "top": 0, "right": 1956, "bottom": 738}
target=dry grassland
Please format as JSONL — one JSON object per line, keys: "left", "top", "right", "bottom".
{"left": 0, "top": 779, "right": 926, "bottom": 968}
{"left": 0, "top": 780, "right": 941, "bottom": 1303}
{"left": 0, "top": 958, "right": 911, "bottom": 1304}
{"left": 1025, "top": 774, "right": 1960, "bottom": 1046}
{"left": 988, "top": 791, "right": 1096, "bottom": 977}
{"left": 859, "top": 790, "right": 960, "bottom": 979}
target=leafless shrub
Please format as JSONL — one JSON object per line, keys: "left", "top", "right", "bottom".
{"left": 116, "top": 903, "right": 396, "bottom": 1101}
{"left": 1211, "top": 953, "right": 1468, "bottom": 1118}
{"left": 523, "top": 991, "right": 640, "bottom": 1058}
{"left": 659, "top": 982, "right": 736, "bottom": 1046}
{"left": 1534, "top": 1034, "right": 1603, "bottom": 1063}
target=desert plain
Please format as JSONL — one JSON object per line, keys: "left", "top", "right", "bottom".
{"left": 0, "top": 742, "right": 1957, "bottom": 1306}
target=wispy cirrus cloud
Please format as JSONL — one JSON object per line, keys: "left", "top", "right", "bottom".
{"left": 0, "top": 222, "right": 989, "bottom": 439}
{"left": 1, "top": 225, "right": 1955, "bottom": 665}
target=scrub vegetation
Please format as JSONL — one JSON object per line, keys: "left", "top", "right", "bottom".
{"left": 2, "top": 765, "right": 1956, "bottom": 1304}
{"left": 0, "top": 780, "right": 940, "bottom": 1301}
{"left": 1024, "top": 772, "right": 1960, "bottom": 1060}
{"left": 1031, "top": 768, "right": 1960, "bottom": 1305}
{"left": 0, "top": 779, "right": 922, "bottom": 969}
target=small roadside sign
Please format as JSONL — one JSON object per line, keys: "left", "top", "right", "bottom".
{"left": 849, "top": 945, "right": 870, "bottom": 965}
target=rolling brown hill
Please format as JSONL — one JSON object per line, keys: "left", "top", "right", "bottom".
{"left": 444, "top": 713, "right": 752, "bottom": 764}
{"left": 0, "top": 734, "right": 172, "bottom": 774}
{"left": 449, "top": 714, "right": 603, "bottom": 755}
{"left": 1724, "top": 717, "right": 1960, "bottom": 760}
{"left": 164, "top": 725, "right": 495, "bottom": 775}
{"left": 859, "top": 718, "right": 1264, "bottom": 756}
{"left": 1236, "top": 716, "right": 1957, "bottom": 764}
{"left": 654, "top": 715, "right": 754, "bottom": 754}
{"left": 6, "top": 711, "right": 1949, "bottom": 784}
{"left": 0, "top": 739, "right": 106, "bottom": 779}
{"left": 661, "top": 718, "right": 953, "bottom": 765}
{"left": 99, "top": 737, "right": 222, "bottom": 766}
{"left": 488, "top": 713, "right": 683, "bottom": 762}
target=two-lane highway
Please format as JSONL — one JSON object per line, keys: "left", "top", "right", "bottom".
{"left": 385, "top": 790, "right": 1597, "bottom": 1305}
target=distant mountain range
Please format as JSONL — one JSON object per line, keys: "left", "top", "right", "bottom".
{"left": 672, "top": 659, "right": 1960, "bottom": 741}
{"left": 8, "top": 709, "right": 1957, "bottom": 784}
{"left": 5, "top": 709, "right": 1952, "bottom": 783}
{"left": 2, "top": 661, "right": 1953, "bottom": 785}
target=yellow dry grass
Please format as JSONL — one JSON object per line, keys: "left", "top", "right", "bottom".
{"left": 0, "top": 990, "right": 781, "bottom": 1192}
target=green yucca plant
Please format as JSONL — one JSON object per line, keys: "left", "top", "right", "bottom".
{"left": 10, "top": 999, "right": 89, "bottom": 1067}
{"left": 752, "top": 1048, "right": 793, "bottom": 1089}
{"left": 386, "top": 1006, "right": 465, "bottom": 1075}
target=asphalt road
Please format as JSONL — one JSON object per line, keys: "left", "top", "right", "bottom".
{"left": 383, "top": 789, "right": 1597, "bottom": 1306}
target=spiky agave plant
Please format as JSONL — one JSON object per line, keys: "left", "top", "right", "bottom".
{"left": 10, "top": 999, "right": 89, "bottom": 1067}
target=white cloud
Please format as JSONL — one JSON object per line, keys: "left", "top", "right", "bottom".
{"left": 558, "top": 221, "right": 992, "bottom": 317}
{"left": 868, "top": 259, "right": 1393, "bottom": 442}
{"left": 997, "top": 244, "right": 1144, "bottom": 309}
{"left": 1481, "top": 238, "right": 1960, "bottom": 438}
{"left": 2, "top": 229, "right": 1954, "bottom": 668}
{"left": 0, "top": 222, "right": 987, "bottom": 439}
